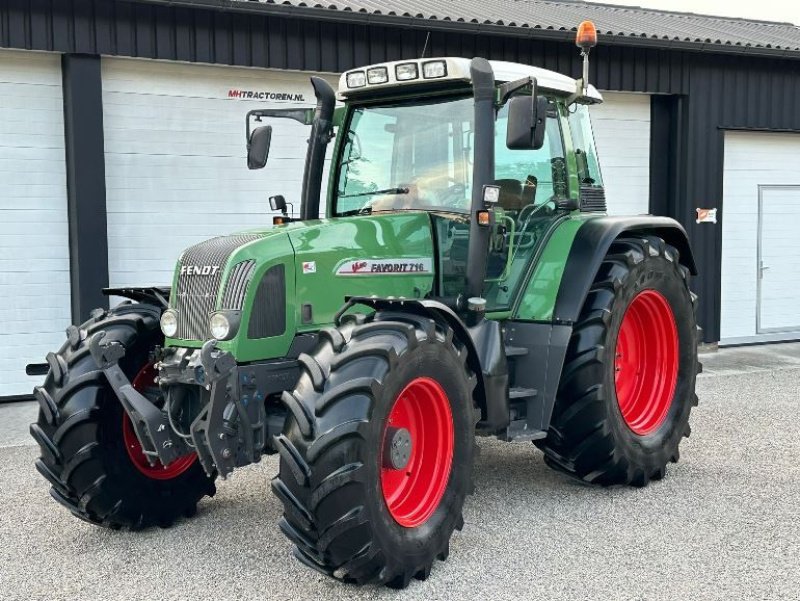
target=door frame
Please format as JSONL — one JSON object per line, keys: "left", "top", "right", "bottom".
{"left": 756, "top": 184, "right": 800, "bottom": 335}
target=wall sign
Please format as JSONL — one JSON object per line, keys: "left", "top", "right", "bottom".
{"left": 227, "top": 89, "right": 306, "bottom": 102}
{"left": 696, "top": 208, "right": 718, "bottom": 224}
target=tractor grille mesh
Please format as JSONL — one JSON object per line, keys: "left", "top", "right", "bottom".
{"left": 173, "top": 234, "right": 263, "bottom": 340}
{"left": 220, "top": 260, "right": 256, "bottom": 310}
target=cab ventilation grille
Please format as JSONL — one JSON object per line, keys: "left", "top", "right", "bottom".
{"left": 579, "top": 185, "right": 607, "bottom": 213}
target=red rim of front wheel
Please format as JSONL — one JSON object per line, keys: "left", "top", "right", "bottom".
{"left": 380, "top": 377, "right": 454, "bottom": 528}
{"left": 122, "top": 362, "right": 197, "bottom": 480}
{"left": 614, "top": 289, "right": 679, "bottom": 436}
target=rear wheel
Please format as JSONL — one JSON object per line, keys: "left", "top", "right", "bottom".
{"left": 30, "top": 303, "right": 216, "bottom": 529}
{"left": 536, "top": 235, "right": 699, "bottom": 486}
{"left": 272, "top": 311, "right": 478, "bottom": 588}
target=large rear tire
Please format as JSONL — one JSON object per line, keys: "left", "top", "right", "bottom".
{"left": 271, "top": 311, "right": 478, "bottom": 588}
{"left": 536, "top": 235, "right": 699, "bottom": 486}
{"left": 30, "top": 303, "right": 216, "bottom": 529}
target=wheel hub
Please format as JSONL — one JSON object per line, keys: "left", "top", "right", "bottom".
{"left": 380, "top": 377, "right": 454, "bottom": 528}
{"left": 614, "top": 289, "right": 679, "bottom": 436}
{"left": 383, "top": 427, "right": 412, "bottom": 470}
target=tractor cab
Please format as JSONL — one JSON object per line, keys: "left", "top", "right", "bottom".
{"left": 247, "top": 56, "right": 606, "bottom": 315}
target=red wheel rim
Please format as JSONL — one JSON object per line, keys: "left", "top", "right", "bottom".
{"left": 380, "top": 377, "right": 454, "bottom": 528}
{"left": 614, "top": 289, "right": 679, "bottom": 436}
{"left": 122, "top": 363, "right": 197, "bottom": 480}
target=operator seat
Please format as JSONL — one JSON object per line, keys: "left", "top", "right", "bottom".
{"left": 493, "top": 179, "right": 524, "bottom": 212}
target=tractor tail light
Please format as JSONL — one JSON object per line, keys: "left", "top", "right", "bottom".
{"left": 576, "top": 20, "right": 597, "bottom": 50}
{"left": 477, "top": 210, "right": 491, "bottom": 226}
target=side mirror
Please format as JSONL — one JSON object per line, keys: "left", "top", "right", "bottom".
{"left": 269, "top": 195, "right": 287, "bottom": 213}
{"left": 247, "top": 125, "right": 272, "bottom": 170}
{"left": 506, "top": 95, "right": 548, "bottom": 151}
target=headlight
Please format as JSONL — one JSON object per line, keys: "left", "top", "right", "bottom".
{"left": 345, "top": 71, "right": 366, "bottom": 88}
{"left": 422, "top": 60, "right": 447, "bottom": 79}
{"left": 160, "top": 309, "right": 178, "bottom": 338}
{"left": 209, "top": 311, "right": 241, "bottom": 341}
{"left": 366, "top": 66, "right": 389, "bottom": 84}
{"left": 395, "top": 63, "right": 419, "bottom": 81}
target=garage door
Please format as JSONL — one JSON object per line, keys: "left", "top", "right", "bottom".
{"left": 591, "top": 92, "right": 651, "bottom": 216}
{"left": 721, "top": 131, "right": 800, "bottom": 344}
{"left": 0, "top": 50, "right": 71, "bottom": 397}
{"left": 102, "top": 58, "right": 337, "bottom": 291}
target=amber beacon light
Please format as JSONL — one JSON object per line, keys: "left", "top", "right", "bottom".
{"left": 576, "top": 20, "right": 598, "bottom": 50}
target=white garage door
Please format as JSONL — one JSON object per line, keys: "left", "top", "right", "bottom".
{"left": 0, "top": 50, "right": 71, "bottom": 397}
{"left": 102, "top": 58, "right": 337, "bottom": 290}
{"left": 721, "top": 131, "right": 800, "bottom": 344}
{"left": 591, "top": 92, "right": 651, "bottom": 216}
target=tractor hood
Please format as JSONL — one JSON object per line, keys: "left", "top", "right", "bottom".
{"left": 166, "top": 212, "right": 436, "bottom": 362}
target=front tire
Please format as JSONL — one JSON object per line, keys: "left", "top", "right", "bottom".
{"left": 536, "top": 235, "right": 699, "bottom": 486}
{"left": 272, "top": 311, "right": 478, "bottom": 588}
{"left": 30, "top": 303, "right": 216, "bottom": 529}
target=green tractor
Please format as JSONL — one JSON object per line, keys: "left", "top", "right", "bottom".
{"left": 31, "top": 23, "right": 699, "bottom": 588}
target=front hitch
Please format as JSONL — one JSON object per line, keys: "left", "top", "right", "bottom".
{"left": 188, "top": 340, "right": 268, "bottom": 479}
{"left": 88, "top": 331, "right": 191, "bottom": 466}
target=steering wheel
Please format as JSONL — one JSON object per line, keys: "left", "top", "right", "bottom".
{"left": 437, "top": 182, "right": 468, "bottom": 209}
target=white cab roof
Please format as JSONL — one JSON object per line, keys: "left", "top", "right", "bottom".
{"left": 338, "top": 57, "right": 603, "bottom": 103}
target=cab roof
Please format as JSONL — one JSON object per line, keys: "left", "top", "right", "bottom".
{"left": 337, "top": 57, "right": 603, "bottom": 104}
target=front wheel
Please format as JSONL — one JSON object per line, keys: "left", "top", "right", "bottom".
{"left": 536, "top": 235, "right": 700, "bottom": 486}
{"left": 272, "top": 311, "right": 478, "bottom": 588}
{"left": 30, "top": 303, "right": 216, "bottom": 529}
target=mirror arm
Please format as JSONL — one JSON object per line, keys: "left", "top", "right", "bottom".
{"left": 245, "top": 108, "right": 314, "bottom": 139}
{"left": 496, "top": 76, "right": 535, "bottom": 107}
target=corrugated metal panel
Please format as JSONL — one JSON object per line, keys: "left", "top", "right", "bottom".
{"left": 230, "top": 0, "right": 800, "bottom": 53}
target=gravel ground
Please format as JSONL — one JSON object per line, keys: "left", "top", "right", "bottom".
{"left": 1, "top": 344, "right": 799, "bottom": 600}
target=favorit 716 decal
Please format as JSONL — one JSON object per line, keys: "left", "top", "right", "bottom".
{"left": 335, "top": 258, "right": 434, "bottom": 276}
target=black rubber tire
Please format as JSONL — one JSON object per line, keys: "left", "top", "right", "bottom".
{"left": 535, "top": 235, "right": 700, "bottom": 487}
{"left": 30, "top": 302, "right": 216, "bottom": 529}
{"left": 271, "top": 311, "right": 478, "bottom": 588}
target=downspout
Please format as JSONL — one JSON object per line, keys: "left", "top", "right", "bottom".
{"left": 300, "top": 77, "right": 336, "bottom": 220}
{"left": 464, "top": 58, "right": 496, "bottom": 307}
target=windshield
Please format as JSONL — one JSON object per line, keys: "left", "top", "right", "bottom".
{"left": 334, "top": 96, "right": 474, "bottom": 215}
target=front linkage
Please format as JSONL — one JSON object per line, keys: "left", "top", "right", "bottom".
{"left": 89, "top": 331, "right": 275, "bottom": 479}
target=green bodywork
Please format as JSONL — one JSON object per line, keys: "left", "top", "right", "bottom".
{"left": 165, "top": 88, "right": 607, "bottom": 363}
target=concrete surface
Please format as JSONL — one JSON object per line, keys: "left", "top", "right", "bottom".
{"left": 1, "top": 343, "right": 799, "bottom": 600}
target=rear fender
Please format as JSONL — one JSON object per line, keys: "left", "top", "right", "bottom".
{"left": 553, "top": 216, "right": 696, "bottom": 324}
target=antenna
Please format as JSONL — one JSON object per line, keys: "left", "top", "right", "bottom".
{"left": 421, "top": 31, "right": 431, "bottom": 58}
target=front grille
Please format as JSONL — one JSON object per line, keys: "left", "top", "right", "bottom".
{"left": 220, "top": 260, "right": 256, "bottom": 310}
{"left": 580, "top": 185, "right": 607, "bottom": 213}
{"left": 173, "top": 234, "right": 263, "bottom": 340}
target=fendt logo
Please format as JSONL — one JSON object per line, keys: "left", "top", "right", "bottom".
{"left": 180, "top": 265, "right": 221, "bottom": 276}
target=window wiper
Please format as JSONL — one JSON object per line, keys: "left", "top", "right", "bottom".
{"left": 338, "top": 206, "right": 373, "bottom": 217}
{"left": 338, "top": 187, "right": 409, "bottom": 199}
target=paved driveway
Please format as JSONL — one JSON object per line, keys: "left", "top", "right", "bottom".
{"left": 1, "top": 344, "right": 799, "bottom": 600}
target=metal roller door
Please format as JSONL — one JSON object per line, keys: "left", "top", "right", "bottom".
{"left": 721, "top": 131, "right": 800, "bottom": 344}
{"left": 591, "top": 92, "right": 651, "bottom": 216}
{"left": 102, "top": 58, "right": 336, "bottom": 292}
{"left": 0, "top": 50, "right": 71, "bottom": 397}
